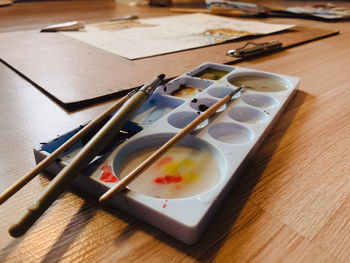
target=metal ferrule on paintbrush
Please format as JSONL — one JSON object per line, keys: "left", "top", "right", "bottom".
{"left": 140, "top": 74, "right": 165, "bottom": 96}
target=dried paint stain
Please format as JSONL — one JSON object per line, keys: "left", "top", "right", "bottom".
{"left": 171, "top": 84, "right": 202, "bottom": 99}
{"left": 99, "top": 164, "right": 118, "bottom": 183}
{"left": 198, "top": 104, "right": 209, "bottom": 112}
{"left": 154, "top": 175, "right": 182, "bottom": 184}
{"left": 153, "top": 157, "right": 199, "bottom": 185}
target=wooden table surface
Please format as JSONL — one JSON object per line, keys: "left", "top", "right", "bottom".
{"left": 1, "top": 0, "right": 350, "bottom": 262}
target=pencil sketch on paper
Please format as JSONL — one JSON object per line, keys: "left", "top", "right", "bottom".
{"left": 92, "top": 20, "right": 155, "bottom": 32}
{"left": 202, "top": 28, "right": 253, "bottom": 43}
{"left": 62, "top": 13, "right": 294, "bottom": 60}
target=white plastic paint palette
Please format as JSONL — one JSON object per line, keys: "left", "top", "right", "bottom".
{"left": 34, "top": 62, "right": 299, "bottom": 244}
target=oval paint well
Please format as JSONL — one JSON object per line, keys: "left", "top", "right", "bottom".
{"left": 230, "top": 75, "right": 288, "bottom": 92}
{"left": 118, "top": 146, "right": 221, "bottom": 199}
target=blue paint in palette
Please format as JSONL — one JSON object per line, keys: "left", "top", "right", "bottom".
{"left": 40, "top": 121, "right": 142, "bottom": 157}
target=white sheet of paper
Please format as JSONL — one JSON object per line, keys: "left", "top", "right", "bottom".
{"left": 62, "top": 13, "right": 294, "bottom": 60}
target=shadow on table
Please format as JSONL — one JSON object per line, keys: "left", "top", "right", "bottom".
{"left": 40, "top": 191, "right": 99, "bottom": 263}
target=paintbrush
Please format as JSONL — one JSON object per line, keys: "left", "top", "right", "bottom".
{"left": 99, "top": 86, "right": 244, "bottom": 202}
{"left": 8, "top": 74, "right": 165, "bottom": 237}
{"left": 0, "top": 90, "right": 137, "bottom": 206}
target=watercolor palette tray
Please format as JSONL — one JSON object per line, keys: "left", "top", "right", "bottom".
{"left": 34, "top": 62, "right": 299, "bottom": 244}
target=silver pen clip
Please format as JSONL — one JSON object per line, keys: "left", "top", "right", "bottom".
{"left": 226, "top": 40, "right": 282, "bottom": 58}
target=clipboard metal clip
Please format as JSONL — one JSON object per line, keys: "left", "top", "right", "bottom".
{"left": 226, "top": 40, "right": 282, "bottom": 58}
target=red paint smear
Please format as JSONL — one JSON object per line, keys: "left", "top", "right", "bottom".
{"left": 154, "top": 174, "right": 182, "bottom": 184}
{"left": 99, "top": 165, "right": 118, "bottom": 183}
{"left": 163, "top": 199, "right": 168, "bottom": 209}
{"left": 155, "top": 156, "right": 173, "bottom": 168}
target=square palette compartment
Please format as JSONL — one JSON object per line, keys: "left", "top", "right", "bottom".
{"left": 187, "top": 63, "right": 235, "bottom": 80}
{"left": 131, "top": 93, "right": 185, "bottom": 125}
{"left": 156, "top": 76, "right": 213, "bottom": 99}
{"left": 34, "top": 62, "right": 299, "bottom": 245}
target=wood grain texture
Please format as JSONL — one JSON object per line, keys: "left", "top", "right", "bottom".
{"left": 1, "top": 0, "right": 350, "bottom": 262}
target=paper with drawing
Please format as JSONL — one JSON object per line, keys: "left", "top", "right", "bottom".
{"left": 62, "top": 13, "right": 293, "bottom": 60}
